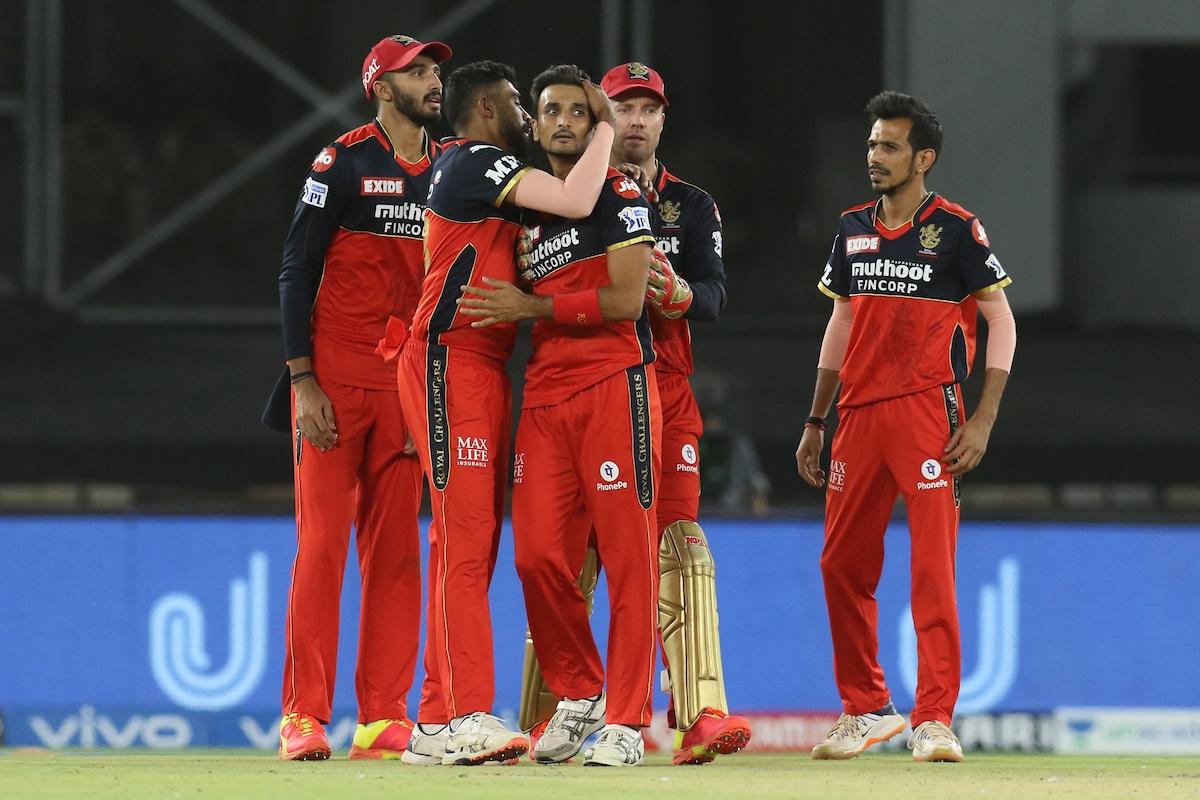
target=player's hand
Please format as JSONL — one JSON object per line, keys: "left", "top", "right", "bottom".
{"left": 294, "top": 378, "right": 338, "bottom": 452}
{"left": 402, "top": 432, "right": 418, "bottom": 457}
{"left": 583, "top": 80, "right": 614, "bottom": 125}
{"left": 943, "top": 417, "right": 991, "bottom": 475}
{"left": 796, "top": 426, "right": 826, "bottom": 487}
{"left": 616, "top": 162, "right": 655, "bottom": 198}
{"left": 458, "top": 277, "right": 540, "bottom": 326}
{"left": 645, "top": 247, "right": 692, "bottom": 319}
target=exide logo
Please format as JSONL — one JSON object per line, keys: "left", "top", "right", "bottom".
{"left": 845, "top": 235, "right": 880, "bottom": 256}
{"left": 361, "top": 177, "right": 405, "bottom": 195}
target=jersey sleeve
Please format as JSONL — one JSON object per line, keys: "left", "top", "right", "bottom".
{"left": 678, "top": 191, "right": 727, "bottom": 322}
{"left": 818, "top": 223, "right": 852, "bottom": 299}
{"left": 278, "top": 143, "right": 353, "bottom": 360}
{"left": 599, "top": 175, "right": 656, "bottom": 251}
{"left": 958, "top": 216, "right": 1013, "bottom": 295}
{"left": 457, "top": 143, "right": 533, "bottom": 209}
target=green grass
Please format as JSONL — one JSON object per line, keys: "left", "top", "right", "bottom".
{"left": 1, "top": 750, "right": 1198, "bottom": 799}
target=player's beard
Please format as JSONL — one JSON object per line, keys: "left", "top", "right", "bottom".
{"left": 502, "top": 116, "right": 533, "bottom": 160}
{"left": 393, "top": 88, "right": 441, "bottom": 127}
{"left": 872, "top": 159, "right": 918, "bottom": 196}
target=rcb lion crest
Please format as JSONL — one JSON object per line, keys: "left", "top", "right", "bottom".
{"left": 389, "top": 34, "right": 417, "bottom": 45}
{"left": 626, "top": 62, "right": 651, "bottom": 80}
{"left": 919, "top": 224, "right": 942, "bottom": 250}
{"left": 658, "top": 200, "right": 682, "bottom": 225}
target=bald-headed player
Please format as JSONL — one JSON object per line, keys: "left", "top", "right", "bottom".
{"left": 268, "top": 34, "right": 450, "bottom": 761}
{"left": 385, "top": 61, "right": 621, "bottom": 766}
{"left": 604, "top": 61, "right": 751, "bottom": 765}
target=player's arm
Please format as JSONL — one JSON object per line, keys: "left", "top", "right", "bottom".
{"left": 456, "top": 242, "right": 651, "bottom": 326}
{"left": 507, "top": 82, "right": 616, "bottom": 218}
{"left": 796, "top": 298, "right": 852, "bottom": 487}
{"left": 278, "top": 146, "right": 350, "bottom": 452}
{"left": 943, "top": 287, "right": 1015, "bottom": 474}
{"left": 672, "top": 194, "right": 727, "bottom": 322}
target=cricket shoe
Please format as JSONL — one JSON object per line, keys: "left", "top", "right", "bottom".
{"left": 909, "top": 720, "right": 964, "bottom": 762}
{"left": 534, "top": 693, "right": 607, "bottom": 764}
{"left": 347, "top": 718, "right": 414, "bottom": 760}
{"left": 401, "top": 723, "right": 450, "bottom": 765}
{"left": 810, "top": 703, "right": 906, "bottom": 760}
{"left": 441, "top": 712, "right": 529, "bottom": 766}
{"left": 583, "top": 724, "right": 645, "bottom": 767}
{"left": 672, "top": 708, "right": 753, "bottom": 765}
{"left": 278, "top": 712, "right": 331, "bottom": 761}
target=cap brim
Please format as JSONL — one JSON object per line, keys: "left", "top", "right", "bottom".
{"left": 407, "top": 41, "right": 453, "bottom": 65}
{"left": 604, "top": 81, "right": 668, "bottom": 107}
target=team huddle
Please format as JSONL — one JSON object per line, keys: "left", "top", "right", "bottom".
{"left": 267, "top": 33, "right": 1016, "bottom": 768}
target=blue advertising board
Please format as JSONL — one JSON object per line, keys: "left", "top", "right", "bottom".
{"left": 1, "top": 516, "right": 1197, "bottom": 748}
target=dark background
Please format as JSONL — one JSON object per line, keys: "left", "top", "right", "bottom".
{"left": 3, "top": 0, "right": 1198, "bottom": 517}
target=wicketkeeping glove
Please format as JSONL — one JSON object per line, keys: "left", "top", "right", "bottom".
{"left": 516, "top": 226, "right": 535, "bottom": 283}
{"left": 646, "top": 246, "right": 692, "bottom": 319}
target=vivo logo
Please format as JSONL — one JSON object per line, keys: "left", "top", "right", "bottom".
{"left": 149, "top": 552, "right": 269, "bottom": 711}
{"left": 898, "top": 557, "right": 1020, "bottom": 714}
{"left": 28, "top": 705, "right": 191, "bottom": 748}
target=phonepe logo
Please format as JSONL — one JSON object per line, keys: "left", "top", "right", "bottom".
{"left": 597, "top": 460, "right": 628, "bottom": 492}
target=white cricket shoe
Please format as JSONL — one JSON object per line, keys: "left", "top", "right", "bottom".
{"left": 583, "top": 724, "right": 645, "bottom": 766}
{"left": 401, "top": 723, "right": 449, "bottom": 765}
{"left": 534, "top": 693, "right": 607, "bottom": 763}
{"left": 441, "top": 712, "right": 529, "bottom": 766}
{"left": 811, "top": 705, "right": 906, "bottom": 760}
{"left": 909, "top": 720, "right": 964, "bottom": 762}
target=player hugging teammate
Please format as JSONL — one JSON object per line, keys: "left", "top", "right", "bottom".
{"left": 267, "top": 32, "right": 749, "bottom": 765}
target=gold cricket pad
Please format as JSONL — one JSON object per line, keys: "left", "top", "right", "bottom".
{"left": 518, "top": 547, "right": 600, "bottom": 730}
{"left": 658, "top": 521, "right": 728, "bottom": 730}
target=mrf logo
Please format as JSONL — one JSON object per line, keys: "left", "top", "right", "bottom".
{"left": 456, "top": 436, "right": 489, "bottom": 468}
{"left": 486, "top": 154, "right": 521, "bottom": 185}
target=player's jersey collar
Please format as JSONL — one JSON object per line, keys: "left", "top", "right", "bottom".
{"left": 372, "top": 117, "right": 433, "bottom": 169}
{"left": 872, "top": 191, "right": 938, "bottom": 240}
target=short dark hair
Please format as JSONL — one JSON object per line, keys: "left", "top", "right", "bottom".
{"left": 444, "top": 60, "right": 517, "bottom": 131}
{"left": 529, "top": 64, "right": 591, "bottom": 111}
{"left": 866, "top": 90, "right": 943, "bottom": 162}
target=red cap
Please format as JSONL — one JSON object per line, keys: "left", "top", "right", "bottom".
{"left": 600, "top": 62, "right": 669, "bottom": 107}
{"left": 361, "top": 35, "right": 452, "bottom": 100}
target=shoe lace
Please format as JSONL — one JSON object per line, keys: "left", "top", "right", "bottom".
{"left": 829, "top": 713, "right": 867, "bottom": 740}
{"left": 909, "top": 721, "right": 955, "bottom": 750}
{"left": 285, "top": 713, "right": 315, "bottom": 736}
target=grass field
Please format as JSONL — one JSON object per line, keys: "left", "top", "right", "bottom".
{"left": 2, "top": 750, "right": 1199, "bottom": 799}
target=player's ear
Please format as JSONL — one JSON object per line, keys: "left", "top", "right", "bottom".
{"left": 918, "top": 148, "right": 937, "bottom": 174}
{"left": 477, "top": 92, "right": 495, "bottom": 120}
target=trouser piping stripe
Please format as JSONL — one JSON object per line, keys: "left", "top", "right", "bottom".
{"left": 626, "top": 366, "right": 654, "bottom": 511}
{"left": 941, "top": 383, "right": 962, "bottom": 508}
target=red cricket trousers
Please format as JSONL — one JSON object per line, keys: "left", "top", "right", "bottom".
{"left": 513, "top": 366, "right": 662, "bottom": 727}
{"left": 397, "top": 339, "right": 509, "bottom": 722}
{"left": 654, "top": 371, "right": 702, "bottom": 531}
{"left": 821, "top": 383, "right": 964, "bottom": 727}
{"left": 282, "top": 380, "right": 423, "bottom": 724}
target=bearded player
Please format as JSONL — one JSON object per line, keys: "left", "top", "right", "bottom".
{"left": 383, "top": 61, "right": 620, "bottom": 766}
{"left": 266, "top": 35, "right": 450, "bottom": 761}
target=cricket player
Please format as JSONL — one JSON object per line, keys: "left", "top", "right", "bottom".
{"left": 385, "top": 61, "right": 620, "bottom": 766}
{"left": 796, "top": 91, "right": 1017, "bottom": 763}
{"left": 265, "top": 35, "right": 451, "bottom": 761}
{"left": 458, "top": 63, "right": 660, "bottom": 767}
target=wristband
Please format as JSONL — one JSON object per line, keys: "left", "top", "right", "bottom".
{"left": 552, "top": 289, "right": 603, "bottom": 326}
{"left": 804, "top": 415, "right": 827, "bottom": 432}
{"left": 290, "top": 370, "right": 315, "bottom": 385}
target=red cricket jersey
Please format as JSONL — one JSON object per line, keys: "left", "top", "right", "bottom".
{"left": 279, "top": 121, "right": 437, "bottom": 390}
{"left": 409, "top": 139, "right": 530, "bottom": 361}
{"left": 520, "top": 169, "right": 657, "bottom": 408}
{"left": 818, "top": 193, "right": 1012, "bottom": 409}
